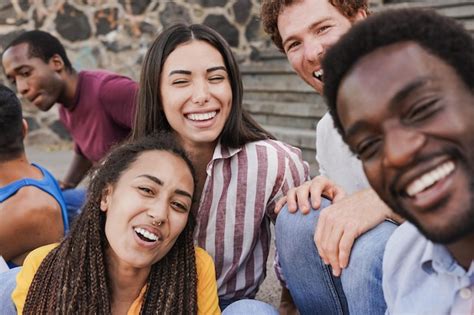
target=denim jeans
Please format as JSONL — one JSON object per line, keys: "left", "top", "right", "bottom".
{"left": 221, "top": 299, "right": 279, "bottom": 314}
{"left": 62, "top": 187, "right": 86, "bottom": 223}
{"left": 0, "top": 268, "right": 19, "bottom": 315}
{"left": 276, "top": 198, "right": 397, "bottom": 315}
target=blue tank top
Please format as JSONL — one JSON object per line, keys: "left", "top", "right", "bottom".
{"left": 0, "top": 163, "right": 69, "bottom": 268}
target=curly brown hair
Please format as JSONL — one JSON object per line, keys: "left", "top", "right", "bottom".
{"left": 260, "top": 0, "right": 370, "bottom": 51}
{"left": 23, "top": 133, "right": 199, "bottom": 314}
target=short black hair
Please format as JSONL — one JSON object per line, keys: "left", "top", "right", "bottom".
{"left": 323, "top": 8, "right": 474, "bottom": 137}
{"left": 4, "top": 30, "right": 73, "bottom": 72}
{"left": 0, "top": 84, "right": 24, "bottom": 161}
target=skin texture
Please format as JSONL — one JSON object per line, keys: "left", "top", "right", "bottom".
{"left": 275, "top": 0, "right": 395, "bottom": 278}
{"left": 2, "top": 42, "right": 90, "bottom": 188}
{"left": 100, "top": 150, "right": 194, "bottom": 313}
{"left": 160, "top": 40, "right": 232, "bottom": 155}
{"left": 337, "top": 42, "right": 474, "bottom": 268}
{"left": 0, "top": 120, "right": 63, "bottom": 265}
{"left": 277, "top": 0, "right": 366, "bottom": 94}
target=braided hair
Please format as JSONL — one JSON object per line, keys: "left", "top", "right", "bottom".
{"left": 23, "top": 133, "right": 198, "bottom": 314}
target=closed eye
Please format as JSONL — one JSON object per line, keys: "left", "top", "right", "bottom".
{"left": 404, "top": 99, "right": 440, "bottom": 123}
{"left": 171, "top": 201, "right": 189, "bottom": 213}
{"left": 172, "top": 79, "right": 189, "bottom": 85}
{"left": 356, "top": 138, "right": 382, "bottom": 160}
{"left": 209, "top": 75, "right": 225, "bottom": 83}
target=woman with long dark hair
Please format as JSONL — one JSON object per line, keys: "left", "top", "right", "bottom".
{"left": 11, "top": 133, "right": 220, "bottom": 314}
{"left": 132, "top": 24, "right": 309, "bottom": 312}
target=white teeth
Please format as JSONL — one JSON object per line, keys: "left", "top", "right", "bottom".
{"left": 405, "top": 161, "right": 455, "bottom": 197}
{"left": 313, "top": 69, "right": 324, "bottom": 80}
{"left": 134, "top": 227, "right": 159, "bottom": 241}
{"left": 187, "top": 111, "right": 217, "bottom": 121}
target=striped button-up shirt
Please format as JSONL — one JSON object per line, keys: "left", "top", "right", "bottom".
{"left": 194, "top": 139, "right": 309, "bottom": 299}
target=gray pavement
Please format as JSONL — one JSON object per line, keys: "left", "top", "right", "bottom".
{"left": 25, "top": 144, "right": 281, "bottom": 308}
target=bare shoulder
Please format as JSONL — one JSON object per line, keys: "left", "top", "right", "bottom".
{"left": 1, "top": 186, "right": 61, "bottom": 219}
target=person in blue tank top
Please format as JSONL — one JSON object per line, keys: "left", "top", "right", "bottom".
{"left": 0, "top": 85, "right": 69, "bottom": 268}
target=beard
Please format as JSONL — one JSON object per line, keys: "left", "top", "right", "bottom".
{"left": 386, "top": 147, "right": 474, "bottom": 244}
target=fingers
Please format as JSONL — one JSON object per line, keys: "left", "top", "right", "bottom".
{"left": 338, "top": 227, "right": 357, "bottom": 270}
{"left": 274, "top": 196, "right": 287, "bottom": 214}
{"left": 295, "top": 183, "right": 312, "bottom": 214}
{"left": 285, "top": 188, "right": 298, "bottom": 213}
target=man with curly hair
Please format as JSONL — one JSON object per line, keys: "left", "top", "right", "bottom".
{"left": 323, "top": 8, "right": 474, "bottom": 313}
{"left": 260, "top": 0, "right": 400, "bottom": 314}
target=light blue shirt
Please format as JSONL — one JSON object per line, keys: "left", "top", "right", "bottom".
{"left": 383, "top": 222, "right": 473, "bottom": 314}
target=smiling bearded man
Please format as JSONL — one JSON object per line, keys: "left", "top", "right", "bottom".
{"left": 323, "top": 8, "right": 474, "bottom": 314}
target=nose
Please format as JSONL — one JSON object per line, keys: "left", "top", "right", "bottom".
{"left": 303, "top": 39, "right": 324, "bottom": 63}
{"left": 191, "top": 80, "right": 210, "bottom": 105}
{"left": 382, "top": 127, "right": 426, "bottom": 168}
{"left": 16, "top": 77, "right": 29, "bottom": 95}
{"left": 147, "top": 198, "right": 169, "bottom": 227}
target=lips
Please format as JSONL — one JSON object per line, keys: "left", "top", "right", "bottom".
{"left": 313, "top": 69, "right": 324, "bottom": 81}
{"left": 405, "top": 160, "right": 455, "bottom": 197}
{"left": 186, "top": 110, "right": 217, "bottom": 121}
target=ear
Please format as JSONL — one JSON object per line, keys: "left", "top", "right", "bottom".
{"left": 351, "top": 9, "right": 367, "bottom": 23}
{"left": 21, "top": 118, "right": 28, "bottom": 140}
{"left": 49, "top": 54, "right": 65, "bottom": 72}
{"left": 100, "top": 185, "right": 113, "bottom": 212}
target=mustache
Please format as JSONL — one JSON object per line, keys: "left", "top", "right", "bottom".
{"left": 388, "top": 147, "right": 465, "bottom": 197}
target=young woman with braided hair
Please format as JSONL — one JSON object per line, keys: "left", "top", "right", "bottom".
{"left": 10, "top": 133, "right": 220, "bottom": 314}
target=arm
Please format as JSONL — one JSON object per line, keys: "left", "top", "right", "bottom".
{"left": 0, "top": 194, "right": 63, "bottom": 263}
{"left": 60, "top": 151, "right": 92, "bottom": 189}
{"left": 314, "top": 188, "right": 404, "bottom": 277}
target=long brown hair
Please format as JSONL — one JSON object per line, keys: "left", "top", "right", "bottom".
{"left": 23, "top": 133, "right": 199, "bottom": 314}
{"left": 132, "top": 23, "right": 274, "bottom": 147}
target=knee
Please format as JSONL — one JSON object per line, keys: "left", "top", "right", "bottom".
{"left": 275, "top": 204, "right": 320, "bottom": 239}
{"left": 222, "top": 299, "right": 278, "bottom": 315}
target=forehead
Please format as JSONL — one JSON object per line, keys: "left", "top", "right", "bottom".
{"left": 163, "top": 40, "right": 225, "bottom": 71}
{"left": 277, "top": 0, "right": 349, "bottom": 40}
{"left": 337, "top": 42, "right": 455, "bottom": 132}
{"left": 2, "top": 43, "right": 33, "bottom": 66}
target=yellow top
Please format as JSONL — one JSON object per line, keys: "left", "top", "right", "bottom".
{"left": 12, "top": 244, "right": 220, "bottom": 315}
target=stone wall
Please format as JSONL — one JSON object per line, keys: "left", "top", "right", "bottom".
{"left": 0, "top": 0, "right": 272, "bottom": 145}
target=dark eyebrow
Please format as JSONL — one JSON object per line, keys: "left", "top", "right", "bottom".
{"left": 389, "top": 77, "right": 430, "bottom": 112}
{"left": 138, "top": 174, "right": 193, "bottom": 200}
{"left": 344, "top": 77, "right": 431, "bottom": 140}
{"left": 169, "top": 70, "right": 191, "bottom": 76}
{"left": 207, "top": 66, "right": 226, "bottom": 73}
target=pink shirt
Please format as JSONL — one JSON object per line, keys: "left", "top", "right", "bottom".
{"left": 194, "top": 139, "right": 309, "bottom": 299}
{"left": 59, "top": 70, "right": 138, "bottom": 163}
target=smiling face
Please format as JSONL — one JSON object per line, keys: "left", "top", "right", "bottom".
{"left": 159, "top": 40, "right": 232, "bottom": 151}
{"left": 277, "top": 0, "right": 366, "bottom": 94}
{"left": 2, "top": 43, "right": 64, "bottom": 111}
{"left": 100, "top": 150, "right": 194, "bottom": 270}
{"left": 337, "top": 42, "right": 474, "bottom": 243}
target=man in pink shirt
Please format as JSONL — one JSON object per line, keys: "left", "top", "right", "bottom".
{"left": 2, "top": 30, "right": 138, "bottom": 215}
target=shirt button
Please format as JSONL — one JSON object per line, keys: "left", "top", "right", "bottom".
{"left": 459, "top": 288, "right": 472, "bottom": 300}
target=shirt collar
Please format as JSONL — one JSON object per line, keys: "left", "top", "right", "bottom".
{"left": 206, "top": 141, "right": 242, "bottom": 175}
{"left": 421, "top": 240, "right": 468, "bottom": 277}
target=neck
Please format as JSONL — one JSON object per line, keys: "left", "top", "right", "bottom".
{"left": 58, "top": 69, "right": 79, "bottom": 108}
{"left": 446, "top": 232, "right": 474, "bottom": 270}
{"left": 107, "top": 254, "right": 150, "bottom": 313}
{"left": 0, "top": 154, "right": 40, "bottom": 186}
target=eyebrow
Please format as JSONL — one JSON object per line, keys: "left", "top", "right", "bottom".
{"left": 344, "top": 77, "right": 431, "bottom": 140}
{"left": 168, "top": 66, "right": 227, "bottom": 76}
{"left": 138, "top": 174, "right": 193, "bottom": 199}
{"left": 282, "top": 17, "right": 332, "bottom": 48}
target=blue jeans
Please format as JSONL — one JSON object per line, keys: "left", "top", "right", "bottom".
{"left": 62, "top": 187, "right": 86, "bottom": 223}
{"left": 276, "top": 198, "right": 397, "bottom": 315}
{"left": 222, "top": 299, "right": 278, "bottom": 314}
{"left": 0, "top": 268, "right": 19, "bottom": 314}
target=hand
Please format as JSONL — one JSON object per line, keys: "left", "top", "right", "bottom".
{"left": 314, "top": 188, "right": 392, "bottom": 277}
{"left": 279, "top": 287, "right": 299, "bottom": 315}
{"left": 275, "top": 176, "right": 346, "bottom": 214}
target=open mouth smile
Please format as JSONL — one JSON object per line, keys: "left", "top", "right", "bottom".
{"left": 313, "top": 69, "right": 324, "bottom": 81}
{"left": 404, "top": 160, "right": 455, "bottom": 197}
{"left": 134, "top": 227, "right": 161, "bottom": 242}
{"left": 186, "top": 111, "right": 217, "bottom": 121}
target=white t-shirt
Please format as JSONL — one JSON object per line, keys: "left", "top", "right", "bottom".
{"left": 315, "top": 113, "right": 370, "bottom": 195}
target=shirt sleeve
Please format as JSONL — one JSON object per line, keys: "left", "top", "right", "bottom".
{"left": 195, "top": 247, "right": 221, "bottom": 315}
{"left": 316, "top": 113, "right": 330, "bottom": 177}
{"left": 12, "top": 244, "right": 57, "bottom": 314}
{"left": 99, "top": 75, "right": 138, "bottom": 129}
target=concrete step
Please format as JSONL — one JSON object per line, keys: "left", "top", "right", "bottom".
{"left": 243, "top": 99, "right": 326, "bottom": 129}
